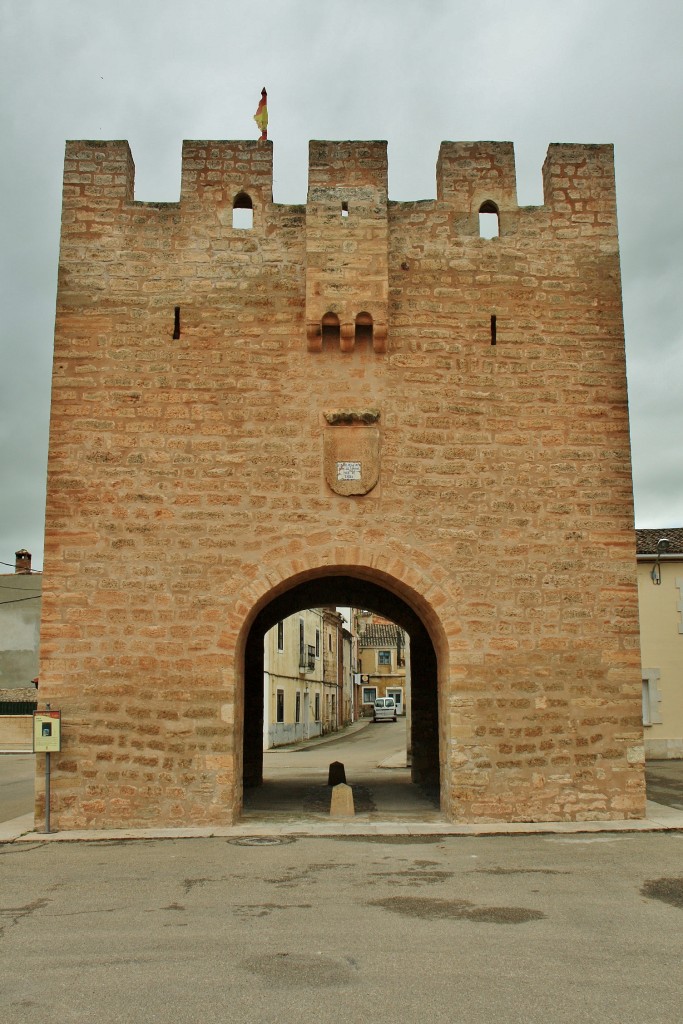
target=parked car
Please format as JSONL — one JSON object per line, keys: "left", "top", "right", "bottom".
{"left": 373, "top": 697, "right": 397, "bottom": 722}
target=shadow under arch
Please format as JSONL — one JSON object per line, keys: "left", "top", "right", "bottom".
{"left": 242, "top": 573, "right": 441, "bottom": 811}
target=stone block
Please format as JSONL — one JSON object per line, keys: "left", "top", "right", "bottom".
{"left": 330, "top": 783, "right": 355, "bottom": 818}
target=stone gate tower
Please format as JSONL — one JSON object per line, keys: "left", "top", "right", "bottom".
{"left": 39, "top": 138, "right": 645, "bottom": 828}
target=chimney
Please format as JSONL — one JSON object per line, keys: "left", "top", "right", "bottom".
{"left": 15, "top": 549, "right": 32, "bottom": 574}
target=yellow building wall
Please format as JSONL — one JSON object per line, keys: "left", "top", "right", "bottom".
{"left": 0, "top": 715, "right": 33, "bottom": 751}
{"left": 637, "top": 559, "right": 683, "bottom": 758}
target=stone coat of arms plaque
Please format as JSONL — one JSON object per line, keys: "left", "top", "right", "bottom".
{"left": 323, "top": 410, "right": 380, "bottom": 496}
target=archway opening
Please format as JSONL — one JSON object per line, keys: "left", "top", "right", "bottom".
{"left": 232, "top": 191, "right": 254, "bottom": 229}
{"left": 241, "top": 574, "right": 441, "bottom": 821}
{"left": 478, "top": 199, "right": 500, "bottom": 238}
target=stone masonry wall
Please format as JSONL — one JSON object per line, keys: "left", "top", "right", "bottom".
{"left": 38, "top": 138, "right": 645, "bottom": 828}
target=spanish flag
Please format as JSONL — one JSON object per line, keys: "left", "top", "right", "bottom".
{"left": 254, "top": 87, "right": 268, "bottom": 140}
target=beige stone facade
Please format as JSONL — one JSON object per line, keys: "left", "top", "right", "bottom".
{"left": 262, "top": 607, "right": 349, "bottom": 747}
{"left": 39, "top": 137, "right": 645, "bottom": 828}
{"left": 263, "top": 608, "right": 326, "bottom": 748}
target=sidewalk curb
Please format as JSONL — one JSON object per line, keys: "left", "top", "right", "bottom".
{"left": 266, "top": 718, "right": 372, "bottom": 754}
{"left": 3, "top": 802, "right": 682, "bottom": 845}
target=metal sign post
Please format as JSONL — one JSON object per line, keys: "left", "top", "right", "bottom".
{"left": 33, "top": 706, "right": 61, "bottom": 834}
{"left": 45, "top": 750, "right": 51, "bottom": 834}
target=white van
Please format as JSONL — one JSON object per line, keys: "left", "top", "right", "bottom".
{"left": 373, "top": 697, "right": 397, "bottom": 723}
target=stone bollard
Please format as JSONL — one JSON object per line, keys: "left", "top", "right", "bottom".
{"left": 328, "top": 761, "right": 346, "bottom": 786}
{"left": 330, "top": 782, "right": 355, "bottom": 818}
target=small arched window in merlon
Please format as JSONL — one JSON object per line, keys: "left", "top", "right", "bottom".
{"left": 322, "top": 312, "right": 341, "bottom": 346}
{"left": 479, "top": 199, "right": 499, "bottom": 239}
{"left": 355, "top": 312, "right": 373, "bottom": 346}
{"left": 232, "top": 191, "right": 254, "bottom": 230}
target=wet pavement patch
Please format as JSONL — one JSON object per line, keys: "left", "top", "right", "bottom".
{"left": 265, "top": 862, "right": 354, "bottom": 886}
{"left": 86, "top": 840, "right": 151, "bottom": 848}
{"left": 370, "top": 868, "right": 454, "bottom": 886}
{"left": 234, "top": 902, "right": 313, "bottom": 919}
{"left": 228, "top": 836, "right": 297, "bottom": 847}
{"left": 331, "top": 834, "right": 444, "bottom": 844}
{"left": 370, "top": 896, "right": 545, "bottom": 924}
{"left": 641, "top": 877, "right": 683, "bottom": 909}
{"left": 243, "top": 952, "right": 358, "bottom": 987}
{"left": 476, "top": 867, "right": 569, "bottom": 876}
{"left": 465, "top": 906, "right": 546, "bottom": 924}
{"left": 183, "top": 877, "right": 212, "bottom": 894}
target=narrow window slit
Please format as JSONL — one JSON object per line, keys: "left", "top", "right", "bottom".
{"left": 355, "top": 311, "right": 373, "bottom": 345}
{"left": 321, "top": 312, "right": 341, "bottom": 346}
{"left": 341, "top": 201, "right": 349, "bottom": 219}
{"left": 173, "top": 306, "right": 181, "bottom": 340}
{"left": 490, "top": 315, "right": 497, "bottom": 346}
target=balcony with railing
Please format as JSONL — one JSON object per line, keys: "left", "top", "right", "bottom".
{"left": 299, "top": 644, "right": 316, "bottom": 672}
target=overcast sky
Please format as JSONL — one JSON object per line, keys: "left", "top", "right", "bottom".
{"left": 1, "top": 0, "right": 682, "bottom": 570}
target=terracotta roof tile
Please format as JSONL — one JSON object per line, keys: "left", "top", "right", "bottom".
{"left": 358, "top": 623, "right": 405, "bottom": 646}
{"left": 0, "top": 686, "right": 38, "bottom": 703}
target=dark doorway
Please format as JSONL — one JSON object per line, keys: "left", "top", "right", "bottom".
{"left": 242, "top": 575, "right": 440, "bottom": 816}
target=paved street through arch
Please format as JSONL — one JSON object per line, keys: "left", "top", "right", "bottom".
{"left": 244, "top": 719, "right": 442, "bottom": 823}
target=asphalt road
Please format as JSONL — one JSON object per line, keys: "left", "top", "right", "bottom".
{"left": 2, "top": 733, "right": 683, "bottom": 1022}
{"left": 2, "top": 830, "right": 683, "bottom": 1023}
{"left": 0, "top": 753, "right": 34, "bottom": 821}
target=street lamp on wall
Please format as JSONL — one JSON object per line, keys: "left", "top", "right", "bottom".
{"left": 651, "top": 537, "right": 671, "bottom": 585}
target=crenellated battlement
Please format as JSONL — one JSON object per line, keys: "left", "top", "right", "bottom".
{"left": 59, "top": 137, "right": 620, "bottom": 353}
{"left": 61, "top": 137, "right": 617, "bottom": 225}
{"left": 436, "top": 141, "right": 519, "bottom": 211}
{"left": 179, "top": 140, "right": 274, "bottom": 208}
